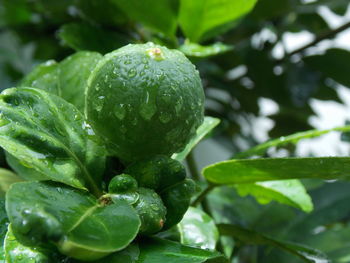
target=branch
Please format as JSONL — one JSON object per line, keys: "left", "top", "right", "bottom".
{"left": 192, "top": 184, "right": 216, "bottom": 206}
{"left": 285, "top": 20, "right": 350, "bottom": 58}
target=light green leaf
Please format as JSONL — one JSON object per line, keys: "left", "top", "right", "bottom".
{"left": 115, "top": 0, "right": 178, "bottom": 36}
{"left": 0, "top": 87, "right": 106, "bottom": 195}
{"left": 218, "top": 224, "right": 330, "bottom": 263}
{"left": 4, "top": 224, "right": 54, "bottom": 262}
{"left": 234, "top": 125, "right": 350, "bottom": 158}
{"left": 172, "top": 117, "right": 220, "bottom": 161}
{"left": 20, "top": 60, "right": 60, "bottom": 94}
{"left": 178, "top": 207, "right": 219, "bottom": 250}
{"left": 58, "top": 23, "right": 129, "bottom": 54}
{"left": 179, "top": 0, "right": 257, "bottom": 42}
{"left": 179, "top": 41, "right": 233, "bottom": 58}
{"left": 137, "top": 237, "right": 227, "bottom": 263}
{"left": 58, "top": 51, "right": 102, "bottom": 112}
{"left": 6, "top": 181, "right": 141, "bottom": 261}
{"left": 235, "top": 180, "right": 313, "bottom": 212}
{"left": 203, "top": 157, "right": 350, "bottom": 185}
{"left": 0, "top": 168, "right": 22, "bottom": 197}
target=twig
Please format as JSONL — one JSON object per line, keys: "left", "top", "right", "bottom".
{"left": 186, "top": 151, "right": 201, "bottom": 181}
{"left": 192, "top": 184, "right": 216, "bottom": 206}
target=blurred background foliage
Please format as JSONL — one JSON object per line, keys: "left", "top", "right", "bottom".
{"left": 1, "top": 0, "right": 350, "bottom": 262}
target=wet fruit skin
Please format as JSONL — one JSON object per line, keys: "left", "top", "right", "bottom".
{"left": 86, "top": 42, "right": 204, "bottom": 163}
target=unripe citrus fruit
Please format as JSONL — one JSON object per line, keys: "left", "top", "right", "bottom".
{"left": 86, "top": 42, "right": 204, "bottom": 162}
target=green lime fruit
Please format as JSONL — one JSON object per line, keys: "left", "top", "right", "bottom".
{"left": 124, "top": 155, "right": 186, "bottom": 191}
{"left": 108, "top": 173, "right": 138, "bottom": 193}
{"left": 86, "top": 42, "right": 204, "bottom": 163}
{"left": 133, "top": 188, "right": 167, "bottom": 235}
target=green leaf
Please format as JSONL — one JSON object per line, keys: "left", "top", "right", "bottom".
{"left": 203, "top": 157, "right": 350, "bottom": 185}
{"left": 218, "top": 224, "right": 330, "bottom": 263}
{"left": 58, "top": 51, "right": 102, "bottom": 112}
{"left": 179, "top": 41, "right": 233, "bottom": 58}
{"left": 304, "top": 49, "right": 350, "bottom": 88}
{"left": 0, "top": 87, "right": 106, "bottom": 195}
{"left": 115, "top": 0, "right": 178, "bottom": 36}
{"left": 4, "top": 224, "right": 54, "bottom": 262}
{"left": 235, "top": 180, "right": 314, "bottom": 213}
{"left": 178, "top": 0, "right": 257, "bottom": 42}
{"left": 20, "top": 60, "right": 60, "bottom": 94}
{"left": 172, "top": 117, "right": 220, "bottom": 161}
{"left": 0, "top": 168, "right": 22, "bottom": 197}
{"left": 6, "top": 181, "right": 141, "bottom": 261}
{"left": 0, "top": 199, "right": 8, "bottom": 244}
{"left": 178, "top": 207, "right": 219, "bottom": 250}
{"left": 91, "top": 244, "right": 140, "bottom": 263}
{"left": 234, "top": 125, "right": 350, "bottom": 158}
{"left": 58, "top": 23, "right": 129, "bottom": 54}
{"left": 137, "top": 237, "right": 227, "bottom": 263}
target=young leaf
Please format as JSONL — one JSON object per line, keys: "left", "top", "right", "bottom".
{"left": 58, "top": 23, "right": 129, "bottom": 54}
{"left": 234, "top": 125, "right": 350, "bottom": 158}
{"left": 172, "top": 117, "right": 220, "bottom": 161}
{"left": 115, "top": 0, "right": 178, "bottom": 36}
{"left": 0, "top": 87, "right": 106, "bottom": 195}
{"left": 178, "top": 207, "right": 219, "bottom": 250}
{"left": 6, "top": 181, "right": 141, "bottom": 261}
{"left": 179, "top": 41, "right": 233, "bottom": 58}
{"left": 137, "top": 237, "right": 227, "bottom": 263}
{"left": 4, "top": 224, "right": 55, "bottom": 262}
{"left": 203, "top": 157, "right": 350, "bottom": 185}
{"left": 235, "top": 179, "right": 314, "bottom": 213}
{"left": 218, "top": 224, "right": 330, "bottom": 263}
{"left": 178, "top": 0, "right": 257, "bottom": 42}
{"left": 58, "top": 51, "right": 102, "bottom": 112}
{"left": 20, "top": 60, "right": 60, "bottom": 95}
{"left": 0, "top": 168, "right": 22, "bottom": 197}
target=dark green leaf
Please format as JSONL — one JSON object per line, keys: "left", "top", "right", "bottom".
{"left": 115, "top": 0, "right": 178, "bottom": 36}
{"left": 178, "top": 0, "right": 257, "bottom": 42}
{"left": 0, "top": 168, "right": 22, "bottom": 196}
{"left": 137, "top": 237, "right": 227, "bottom": 263}
{"left": 203, "top": 157, "right": 350, "bottom": 185}
{"left": 234, "top": 125, "right": 350, "bottom": 158}
{"left": 58, "top": 23, "right": 130, "bottom": 54}
{"left": 178, "top": 207, "right": 219, "bottom": 250}
{"left": 304, "top": 49, "right": 350, "bottom": 88}
{"left": 0, "top": 199, "right": 8, "bottom": 244}
{"left": 172, "top": 117, "right": 220, "bottom": 161}
{"left": 179, "top": 42, "right": 233, "bottom": 58}
{"left": 218, "top": 224, "right": 330, "bottom": 263}
{"left": 0, "top": 87, "right": 106, "bottom": 194}
{"left": 6, "top": 181, "right": 141, "bottom": 261}
{"left": 91, "top": 244, "right": 140, "bottom": 263}
{"left": 235, "top": 180, "right": 313, "bottom": 212}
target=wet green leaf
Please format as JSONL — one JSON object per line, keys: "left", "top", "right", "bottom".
{"left": 178, "top": 207, "right": 219, "bottom": 250}
{"left": 0, "top": 168, "right": 22, "bottom": 196}
{"left": 204, "top": 157, "right": 350, "bottom": 185}
{"left": 172, "top": 117, "right": 220, "bottom": 161}
{"left": 137, "top": 237, "right": 227, "bottom": 263}
{"left": 179, "top": 0, "right": 257, "bottom": 42}
{"left": 91, "top": 243, "right": 140, "bottom": 263}
{"left": 234, "top": 125, "right": 350, "bottom": 158}
{"left": 218, "top": 224, "right": 330, "bottom": 263}
{"left": 0, "top": 87, "right": 106, "bottom": 194}
{"left": 6, "top": 181, "right": 141, "bottom": 261}
{"left": 179, "top": 42, "right": 233, "bottom": 58}
{"left": 235, "top": 179, "right": 314, "bottom": 212}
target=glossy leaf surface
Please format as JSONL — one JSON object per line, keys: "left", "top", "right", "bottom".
{"left": 235, "top": 179, "right": 313, "bottom": 212}
{"left": 179, "top": 42, "right": 233, "bottom": 58}
{"left": 218, "top": 224, "right": 330, "bottom": 263}
{"left": 179, "top": 0, "right": 257, "bottom": 42}
{"left": 0, "top": 87, "right": 106, "bottom": 194}
{"left": 0, "top": 168, "right": 22, "bottom": 196}
{"left": 172, "top": 117, "right": 220, "bottom": 161}
{"left": 204, "top": 157, "right": 350, "bottom": 185}
{"left": 6, "top": 181, "right": 141, "bottom": 261}
{"left": 178, "top": 207, "right": 219, "bottom": 250}
{"left": 137, "top": 237, "right": 227, "bottom": 263}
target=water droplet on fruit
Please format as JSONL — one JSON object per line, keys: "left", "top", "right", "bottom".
{"left": 175, "top": 97, "right": 183, "bottom": 116}
{"left": 139, "top": 91, "right": 157, "bottom": 120}
{"left": 128, "top": 68, "right": 137, "bottom": 78}
{"left": 94, "top": 96, "right": 104, "bottom": 112}
{"left": 114, "top": 104, "right": 126, "bottom": 120}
